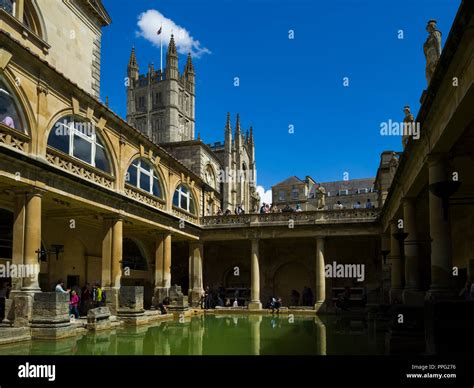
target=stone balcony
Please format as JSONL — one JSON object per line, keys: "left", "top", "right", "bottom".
{"left": 201, "top": 208, "right": 380, "bottom": 229}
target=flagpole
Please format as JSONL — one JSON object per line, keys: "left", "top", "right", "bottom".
{"left": 160, "top": 24, "right": 163, "bottom": 79}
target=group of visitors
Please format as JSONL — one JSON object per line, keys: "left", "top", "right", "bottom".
{"left": 290, "top": 287, "right": 314, "bottom": 306}
{"left": 334, "top": 198, "right": 374, "bottom": 210}
{"left": 201, "top": 285, "right": 240, "bottom": 309}
{"left": 54, "top": 280, "right": 106, "bottom": 318}
{"left": 215, "top": 203, "right": 246, "bottom": 216}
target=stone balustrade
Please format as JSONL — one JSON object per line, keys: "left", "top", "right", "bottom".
{"left": 201, "top": 208, "right": 380, "bottom": 228}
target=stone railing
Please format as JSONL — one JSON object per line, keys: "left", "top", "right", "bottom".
{"left": 124, "top": 184, "right": 166, "bottom": 211}
{"left": 201, "top": 208, "right": 380, "bottom": 228}
{"left": 46, "top": 147, "right": 115, "bottom": 189}
{"left": 0, "top": 124, "right": 29, "bottom": 153}
{"left": 172, "top": 206, "right": 199, "bottom": 224}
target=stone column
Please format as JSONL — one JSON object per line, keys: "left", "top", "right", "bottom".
{"left": 188, "top": 241, "right": 204, "bottom": 306}
{"left": 389, "top": 220, "right": 403, "bottom": 303}
{"left": 248, "top": 238, "right": 262, "bottom": 310}
{"left": 402, "top": 198, "right": 424, "bottom": 305}
{"left": 381, "top": 233, "right": 392, "bottom": 304}
{"left": 314, "top": 237, "right": 326, "bottom": 312}
{"left": 152, "top": 232, "right": 172, "bottom": 305}
{"left": 427, "top": 155, "right": 454, "bottom": 299}
{"left": 22, "top": 191, "right": 42, "bottom": 292}
{"left": 102, "top": 216, "right": 123, "bottom": 314}
{"left": 11, "top": 192, "right": 27, "bottom": 294}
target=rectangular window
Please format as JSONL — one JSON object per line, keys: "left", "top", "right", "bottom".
{"left": 338, "top": 189, "right": 349, "bottom": 196}
{"left": 72, "top": 134, "right": 92, "bottom": 164}
{"left": 357, "top": 188, "right": 368, "bottom": 194}
{"left": 278, "top": 190, "right": 285, "bottom": 201}
{"left": 291, "top": 187, "right": 299, "bottom": 200}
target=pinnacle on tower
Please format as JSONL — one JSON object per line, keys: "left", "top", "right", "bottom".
{"left": 184, "top": 52, "right": 195, "bottom": 74}
{"left": 249, "top": 126, "right": 254, "bottom": 144}
{"left": 166, "top": 34, "right": 179, "bottom": 80}
{"left": 235, "top": 113, "right": 241, "bottom": 134}
{"left": 225, "top": 112, "right": 231, "bottom": 131}
{"left": 127, "top": 46, "right": 139, "bottom": 81}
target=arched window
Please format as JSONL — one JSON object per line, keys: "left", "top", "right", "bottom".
{"left": 0, "top": 0, "right": 14, "bottom": 15}
{"left": 204, "top": 164, "right": 216, "bottom": 189}
{"left": 173, "top": 184, "right": 196, "bottom": 214}
{"left": 0, "top": 79, "right": 26, "bottom": 133}
{"left": 122, "top": 238, "right": 147, "bottom": 271}
{"left": 47, "top": 115, "right": 111, "bottom": 173}
{"left": 126, "top": 158, "right": 162, "bottom": 197}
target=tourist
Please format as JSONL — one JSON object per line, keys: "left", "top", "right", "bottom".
{"left": 55, "top": 279, "right": 69, "bottom": 294}
{"left": 270, "top": 297, "right": 282, "bottom": 314}
{"left": 302, "top": 286, "right": 313, "bottom": 306}
{"left": 295, "top": 204, "right": 302, "bottom": 212}
{"left": 80, "top": 283, "right": 93, "bottom": 316}
{"left": 92, "top": 283, "right": 105, "bottom": 307}
{"left": 232, "top": 298, "right": 238, "bottom": 307}
{"left": 225, "top": 298, "right": 231, "bottom": 307}
{"left": 260, "top": 203, "right": 267, "bottom": 214}
{"left": 215, "top": 207, "right": 223, "bottom": 216}
{"left": 270, "top": 203, "right": 279, "bottom": 213}
{"left": 353, "top": 201, "right": 361, "bottom": 209}
{"left": 203, "top": 286, "right": 210, "bottom": 309}
{"left": 224, "top": 209, "right": 232, "bottom": 216}
{"left": 69, "top": 290, "right": 80, "bottom": 319}
{"left": 0, "top": 106, "right": 15, "bottom": 129}
{"left": 365, "top": 198, "right": 373, "bottom": 209}
{"left": 282, "top": 203, "right": 294, "bottom": 213}
{"left": 158, "top": 297, "right": 170, "bottom": 314}
{"left": 334, "top": 201, "right": 344, "bottom": 210}
{"left": 290, "top": 289, "right": 300, "bottom": 306}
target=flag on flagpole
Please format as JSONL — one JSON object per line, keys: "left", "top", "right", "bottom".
{"left": 158, "top": 25, "right": 163, "bottom": 79}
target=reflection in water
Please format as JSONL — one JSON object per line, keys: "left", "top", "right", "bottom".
{"left": 0, "top": 314, "right": 384, "bottom": 355}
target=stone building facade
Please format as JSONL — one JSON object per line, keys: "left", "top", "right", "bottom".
{"left": 0, "top": 0, "right": 472, "bottom": 332}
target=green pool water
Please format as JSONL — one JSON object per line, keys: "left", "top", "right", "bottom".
{"left": 0, "top": 314, "right": 384, "bottom": 355}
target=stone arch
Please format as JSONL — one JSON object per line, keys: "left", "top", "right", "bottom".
{"left": 43, "top": 110, "right": 119, "bottom": 180}
{"left": 272, "top": 262, "right": 312, "bottom": 307}
{"left": 122, "top": 237, "right": 148, "bottom": 271}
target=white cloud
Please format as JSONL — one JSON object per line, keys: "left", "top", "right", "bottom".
{"left": 256, "top": 185, "right": 272, "bottom": 206}
{"left": 136, "top": 10, "right": 211, "bottom": 58}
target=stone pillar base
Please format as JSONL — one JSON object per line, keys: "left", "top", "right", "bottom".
{"left": 152, "top": 287, "right": 169, "bottom": 307}
{"left": 314, "top": 301, "right": 326, "bottom": 313}
{"left": 248, "top": 301, "right": 262, "bottom": 310}
{"left": 389, "top": 288, "right": 403, "bottom": 304}
{"left": 188, "top": 289, "right": 203, "bottom": 307}
{"left": 103, "top": 287, "right": 119, "bottom": 315}
{"left": 6, "top": 292, "right": 34, "bottom": 327}
{"left": 402, "top": 289, "right": 425, "bottom": 306}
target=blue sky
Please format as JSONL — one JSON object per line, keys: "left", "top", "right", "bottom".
{"left": 101, "top": 0, "right": 460, "bottom": 199}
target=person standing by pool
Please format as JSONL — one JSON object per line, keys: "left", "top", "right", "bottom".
{"left": 69, "top": 290, "right": 79, "bottom": 318}
{"left": 80, "top": 283, "right": 93, "bottom": 316}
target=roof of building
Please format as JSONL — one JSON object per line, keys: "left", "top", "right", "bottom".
{"left": 272, "top": 176, "right": 305, "bottom": 187}
{"left": 318, "top": 178, "right": 375, "bottom": 194}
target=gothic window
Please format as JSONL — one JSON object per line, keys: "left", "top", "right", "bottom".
{"left": 173, "top": 184, "right": 196, "bottom": 214}
{"left": 0, "top": 79, "right": 26, "bottom": 132}
{"left": 122, "top": 238, "right": 147, "bottom": 271}
{"left": 204, "top": 164, "right": 216, "bottom": 189}
{"left": 185, "top": 95, "right": 189, "bottom": 113}
{"left": 0, "top": 0, "right": 14, "bottom": 15}
{"left": 126, "top": 158, "right": 162, "bottom": 198}
{"left": 47, "top": 115, "right": 111, "bottom": 173}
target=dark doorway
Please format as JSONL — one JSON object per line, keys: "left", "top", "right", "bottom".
{"left": 67, "top": 275, "right": 80, "bottom": 289}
